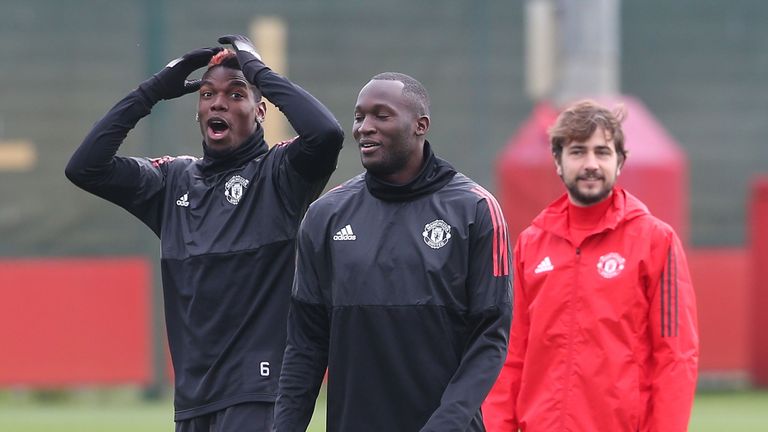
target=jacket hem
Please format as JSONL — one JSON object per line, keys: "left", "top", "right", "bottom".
{"left": 174, "top": 393, "right": 277, "bottom": 421}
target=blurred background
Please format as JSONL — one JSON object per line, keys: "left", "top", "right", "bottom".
{"left": 1, "top": 0, "right": 767, "bottom": 430}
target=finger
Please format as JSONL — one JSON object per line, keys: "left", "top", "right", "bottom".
{"left": 182, "top": 47, "right": 223, "bottom": 70}
{"left": 204, "top": 46, "right": 224, "bottom": 56}
{"left": 218, "top": 35, "right": 236, "bottom": 45}
{"left": 184, "top": 80, "right": 202, "bottom": 94}
{"left": 186, "top": 47, "right": 222, "bottom": 61}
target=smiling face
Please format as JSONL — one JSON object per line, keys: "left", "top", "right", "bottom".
{"left": 555, "top": 126, "right": 623, "bottom": 206}
{"left": 197, "top": 66, "right": 265, "bottom": 155}
{"left": 352, "top": 79, "right": 429, "bottom": 184}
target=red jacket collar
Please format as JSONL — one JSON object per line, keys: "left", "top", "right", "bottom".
{"left": 531, "top": 187, "right": 650, "bottom": 243}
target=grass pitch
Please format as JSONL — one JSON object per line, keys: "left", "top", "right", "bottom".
{"left": 0, "top": 388, "right": 765, "bottom": 431}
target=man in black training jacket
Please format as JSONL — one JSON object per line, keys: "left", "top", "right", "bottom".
{"left": 65, "top": 35, "right": 343, "bottom": 432}
{"left": 274, "top": 72, "right": 512, "bottom": 431}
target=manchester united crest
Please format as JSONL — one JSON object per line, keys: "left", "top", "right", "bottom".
{"left": 597, "top": 252, "right": 626, "bottom": 279}
{"left": 224, "top": 175, "right": 249, "bottom": 205}
{"left": 423, "top": 219, "right": 452, "bottom": 249}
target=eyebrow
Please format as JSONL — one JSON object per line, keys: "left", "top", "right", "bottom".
{"left": 354, "top": 102, "right": 394, "bottom": 112}
{"left": 227, "top": 79, "right": 249, "bottom": 88}
{"left": 199, "top": 78, "right": 250, "bottom": 88}
{"left": 567, "top": 144, "right": 615, "bottom": 155}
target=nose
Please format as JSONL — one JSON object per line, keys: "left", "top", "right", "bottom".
{"left": 211, "top": 94, "right": 228, "bottom": 112}
{"left": 356, "top": 116, "right": 375, "bottom": 136}
{"left": 583, "top": 150, "right": 600, "bottom": 170}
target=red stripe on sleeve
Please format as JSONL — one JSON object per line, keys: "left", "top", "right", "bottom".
{"left": 487, "top": 190, "right": 510, "bottom": 276}
{"left": 472, "top": 187, "right": 509, "bottom": 276}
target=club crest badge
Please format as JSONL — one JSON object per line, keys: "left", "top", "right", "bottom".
{"left": 224, "top": 175, "right": 249, "bottom": 205}
{"left": 597, "top": 252, "right": 626, "bottom": 279}
{"left": 423, "top": 219, "right": 452, "bottom": 249}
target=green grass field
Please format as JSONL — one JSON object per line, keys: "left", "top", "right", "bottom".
{"left": 0, "top": 389, "right": 765, "bottom": 431}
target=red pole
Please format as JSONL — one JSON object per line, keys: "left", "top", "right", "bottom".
{"left": 750, "top": 176, "right": 768, "bottom": 387}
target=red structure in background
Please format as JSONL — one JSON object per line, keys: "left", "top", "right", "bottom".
{"left": 750, "top": 177, "right": 768, "bottom": 386}
{"left": 689, "top": 249, "right": 750, "bottom": 375}
{"left": 0, "top": 258, "right": 151, "bottom": 386}
{"left": 496, "top": 97, "right": 688, "bottom": 243}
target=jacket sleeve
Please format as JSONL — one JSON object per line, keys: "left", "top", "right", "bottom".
{"left": 420, "top": 196, "right": 512, "bottom": 432}
{"left": 252, "top": 68, "right": 344, "bottom": 181}
{"left": 274, "top": 210, "right": 330, "bottom": 432}
{"left": 482, "top": 237, "right": 527, "bottom": 432}
{"left": 643, "top": 229, "right": 699, "bottom": 432}
{"left": 64, "top": 89, "right": 166, "bottom": 235}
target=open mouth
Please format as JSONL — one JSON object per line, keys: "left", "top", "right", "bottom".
{"left": 359, "top": 140, "right": 380, "bottom": 151}
{"left": 207, "top": 117, "right": 230, "bottom": 139}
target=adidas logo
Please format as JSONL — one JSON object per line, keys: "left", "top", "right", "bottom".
{"left": 534, "top": 256, "right": 554, "bottom": 274}
{"left": 176, "top": 192, "right": 190, "bottom": 207}
{"left": 333, "top": 224, "right": 356, "bottom": 241}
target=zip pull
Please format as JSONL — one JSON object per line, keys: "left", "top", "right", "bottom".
{"left": 575, "top": 247, "right": 581, "bottom": 256}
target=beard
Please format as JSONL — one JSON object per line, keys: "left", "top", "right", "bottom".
{"left": 362, "top": 148, "right": 411, "bottom": 178}
{"left": 563, "top": 173, "right": 614, "bottom": 206}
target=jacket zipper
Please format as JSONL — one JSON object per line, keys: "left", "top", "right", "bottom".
{"left": 563, "top": 246, "right": 581, "bottom": 431}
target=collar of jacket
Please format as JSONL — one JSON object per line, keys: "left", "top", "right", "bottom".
{"left": 531, "top": 187, "right": 650, "bottom": 243}
{"left": 364, "top": 140, "right": 457, "bottom": 202}
{"left": 199, "top": 126, "right": 269, "bottom": 176}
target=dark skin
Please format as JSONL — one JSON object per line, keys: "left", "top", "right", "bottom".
{"left": 197, "top": 65, "right": 267, "bottom": 154}
{"left": 353, "top": 79, "right": 430, "bottom": 185}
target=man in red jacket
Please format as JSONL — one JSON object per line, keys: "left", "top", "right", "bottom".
{"left": 483, "top": 100, "right": 699, "bottom": 432}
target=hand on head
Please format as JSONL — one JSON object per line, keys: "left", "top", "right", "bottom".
{"left": 139, "top": 34, "right": 270, "bottom": 106}
{"left": 139, "top": 47, "right": 223, "bottom": 104}
{"left": 217, "top": 34, "right": 267, "bottom": 83}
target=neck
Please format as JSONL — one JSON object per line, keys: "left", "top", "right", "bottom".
{"left": 568, "top": 193, "right": 613, "bottom": 228}
{"left": 200, "top": 128, "right": 267, "bottom": 176}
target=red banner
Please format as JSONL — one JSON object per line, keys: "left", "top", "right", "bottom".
{"left": 0, "top": 258, "right": 151, "bottom": 386}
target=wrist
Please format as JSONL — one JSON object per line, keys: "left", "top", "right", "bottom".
{"left": 238, "top": 55, "right": 269, "bottom": 83}
{"left": 137, "top": 77, "right": 162, "bottom": 106}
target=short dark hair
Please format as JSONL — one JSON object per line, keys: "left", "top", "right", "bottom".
{"left": 371, "top": 72, "right": 430, "bottom": 117}
{"left": 549, "top": 100, "right": 627, "bottom": 163}
{"left": 203, "top": 49, "right": 262, "bottom": 98}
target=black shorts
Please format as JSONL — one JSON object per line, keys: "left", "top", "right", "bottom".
{"left": 175, "top": 402, "right": 274, "bottom": 432}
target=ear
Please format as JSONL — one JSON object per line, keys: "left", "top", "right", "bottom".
{"left": 554, "top": 154, "right": 563, "bottom": 176}
{"left": 617, "top": 154, "right": 626, "bottom": 175}
{"left": 256, "top": 101, "right": 267, "bottom": 123}
{"left": 415, "top": 115, "right": 430, "bottom": 136}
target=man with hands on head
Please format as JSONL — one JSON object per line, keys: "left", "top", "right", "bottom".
{"left": 66, "top": 35, "right": 343, "bottom": 431}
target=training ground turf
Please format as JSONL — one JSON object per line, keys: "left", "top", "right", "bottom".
{"left": 0, "top": 389, "right": 766, "bottom": 431}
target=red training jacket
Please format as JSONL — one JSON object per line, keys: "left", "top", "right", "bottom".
{"left": 483, "top": 188, "right": 699, "bottom": 432}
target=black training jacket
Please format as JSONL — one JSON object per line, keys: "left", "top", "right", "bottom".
{"left": 275, "top": 143, "right": 512, "bottom": 432}
{"left": 65, "top": 67, "right": 343, "bottom": 420}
